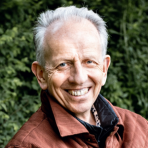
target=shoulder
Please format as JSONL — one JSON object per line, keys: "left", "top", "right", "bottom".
{"left": 114, "top": 106, "right": 148, "bottom": 127}
{"left": 5, "top": 107, "right": 53, "bottom": 148}
{"left": 106, "top": 98, "right": 148, "bottom": 129}
{"left": 114, "top": 106, "right": 148, "bottom": 148}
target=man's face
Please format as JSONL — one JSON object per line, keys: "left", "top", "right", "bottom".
{"left": 42, "top": 19, "right": 109, "bottom": 118}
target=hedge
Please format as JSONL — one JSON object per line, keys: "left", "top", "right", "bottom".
{"left": 0, "top": 0, "right": 148, "bottom": 147}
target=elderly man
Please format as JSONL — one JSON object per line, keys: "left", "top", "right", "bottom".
{"left": 6, "top": 6, "right": 148, "bottom": 148}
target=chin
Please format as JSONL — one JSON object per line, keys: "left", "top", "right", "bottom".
{"left": 68, "top": 103, "right": 92, "bottom": 115}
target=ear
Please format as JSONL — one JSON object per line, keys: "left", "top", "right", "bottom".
{"left": 31, "top": 61, "right": 48, "bottom": 90}
{"left": 102, "top": 55, "right": 110, "bottom": 86}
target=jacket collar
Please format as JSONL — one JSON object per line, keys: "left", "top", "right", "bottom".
{"left": 41, "top": 90, "right": 88, "bottom": 137}
{"left": 95, "top": 94, "right": 124, "bottom": 140}
{"left": 104, "top": 98, "right": 124, "bottom": 140}
{"left": 94, "top": 94, "right": 119, "bottom": 130}
{"left": 41, "top": 90, "right": 124, "bottom": 139}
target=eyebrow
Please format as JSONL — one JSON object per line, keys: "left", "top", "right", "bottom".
{"left": 51, "top": 57, "right": 73, "bottom": 66}
{"left": 51, "top": 54, "right": 100, "bottom": 65}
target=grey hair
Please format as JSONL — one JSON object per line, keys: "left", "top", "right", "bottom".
{"left": 34, "top": 6, "right": 108, "bottom": 67}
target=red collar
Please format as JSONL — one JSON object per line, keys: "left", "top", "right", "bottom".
{"left": 41, "top": 90, "right": 88, "bottom": 137}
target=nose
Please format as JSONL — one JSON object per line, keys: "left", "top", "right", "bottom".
{"left": 68, "top": 60, "right": 88, "bottom": 85}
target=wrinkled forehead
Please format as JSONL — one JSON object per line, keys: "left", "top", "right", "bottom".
{"left": 45, "top": 17, "right": 100, "bottom": 43}
{"left": 43, "top": 18, "right": 102, "bottom": 62}
{"left": 46, "top": 16, "right": 99, "bottom": 36}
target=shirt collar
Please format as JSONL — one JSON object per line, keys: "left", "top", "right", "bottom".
{"left": 91, "top": 105, "right": 101, "bottom": 127}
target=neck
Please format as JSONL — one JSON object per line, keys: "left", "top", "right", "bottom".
{"left": 75, "top": 110, "right": 96, "bottom": 125}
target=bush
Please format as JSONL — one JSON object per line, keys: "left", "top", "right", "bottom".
{"left": 0, "top": 0, "right": 148, "bottom": 147}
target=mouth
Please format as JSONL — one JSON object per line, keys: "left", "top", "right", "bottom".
{"left": 66, "top": 88, "right": 90, "bottom": 96}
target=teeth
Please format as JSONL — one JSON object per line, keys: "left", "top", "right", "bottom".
{"left": 72, "top": 91, "right": 75, "bottom": 96}
{"left": 74, "top": 91, "right": 77, "bottom": 96}
{"left": 68, "top": 88, "right": 89, "bottom": 96}
{"left": 77, "top": 91, "right": 80, "bottom": 96}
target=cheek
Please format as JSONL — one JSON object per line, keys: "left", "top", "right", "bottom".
{"left": 87, "top": 66, "right": 104, "bottom": 85}
{"left": 88, "top": 68, "right": 103, "bottom": 98}
{"left": 48, "top": 71, "right": 69, "bottom": 89}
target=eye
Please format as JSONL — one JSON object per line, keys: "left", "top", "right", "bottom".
{"left": 85, "top": 60, "right": 97, "bottom": 68}
{"left": 57, "top": 62, "right": 71, "bottom": 70}
{"left": 59, "top": 63, "right": 67, "bottom": 67}
{"left": 87, "top": 60, "right": 93, "bottom": 64}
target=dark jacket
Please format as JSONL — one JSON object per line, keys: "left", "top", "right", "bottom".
{"left": 5, "top": 90, "right": 148, "bottom": 148}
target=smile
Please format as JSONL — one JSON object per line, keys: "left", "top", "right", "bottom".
{"left": 67, "top": 88, "right": 89, "bottom": 96}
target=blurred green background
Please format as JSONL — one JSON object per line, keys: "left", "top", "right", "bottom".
{"left": 0, "top": 0, "right": 148, "bottom": 147}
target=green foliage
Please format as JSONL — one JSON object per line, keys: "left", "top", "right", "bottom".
{"left": 101, "top": 0, "right": 148, "bottom": 117}
{"left": 0, "top": 0, "right": 148, "bottom": 147}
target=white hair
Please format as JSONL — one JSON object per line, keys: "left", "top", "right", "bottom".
{"left": 33, "top": 6, "right": 108, "bottom": 67}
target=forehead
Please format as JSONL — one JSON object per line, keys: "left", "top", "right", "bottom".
{"left": 46, "top": 18, "right": 100, "bottom": 41}
{"left": 44, "top": 19, "right": 102, "bottom": 64}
